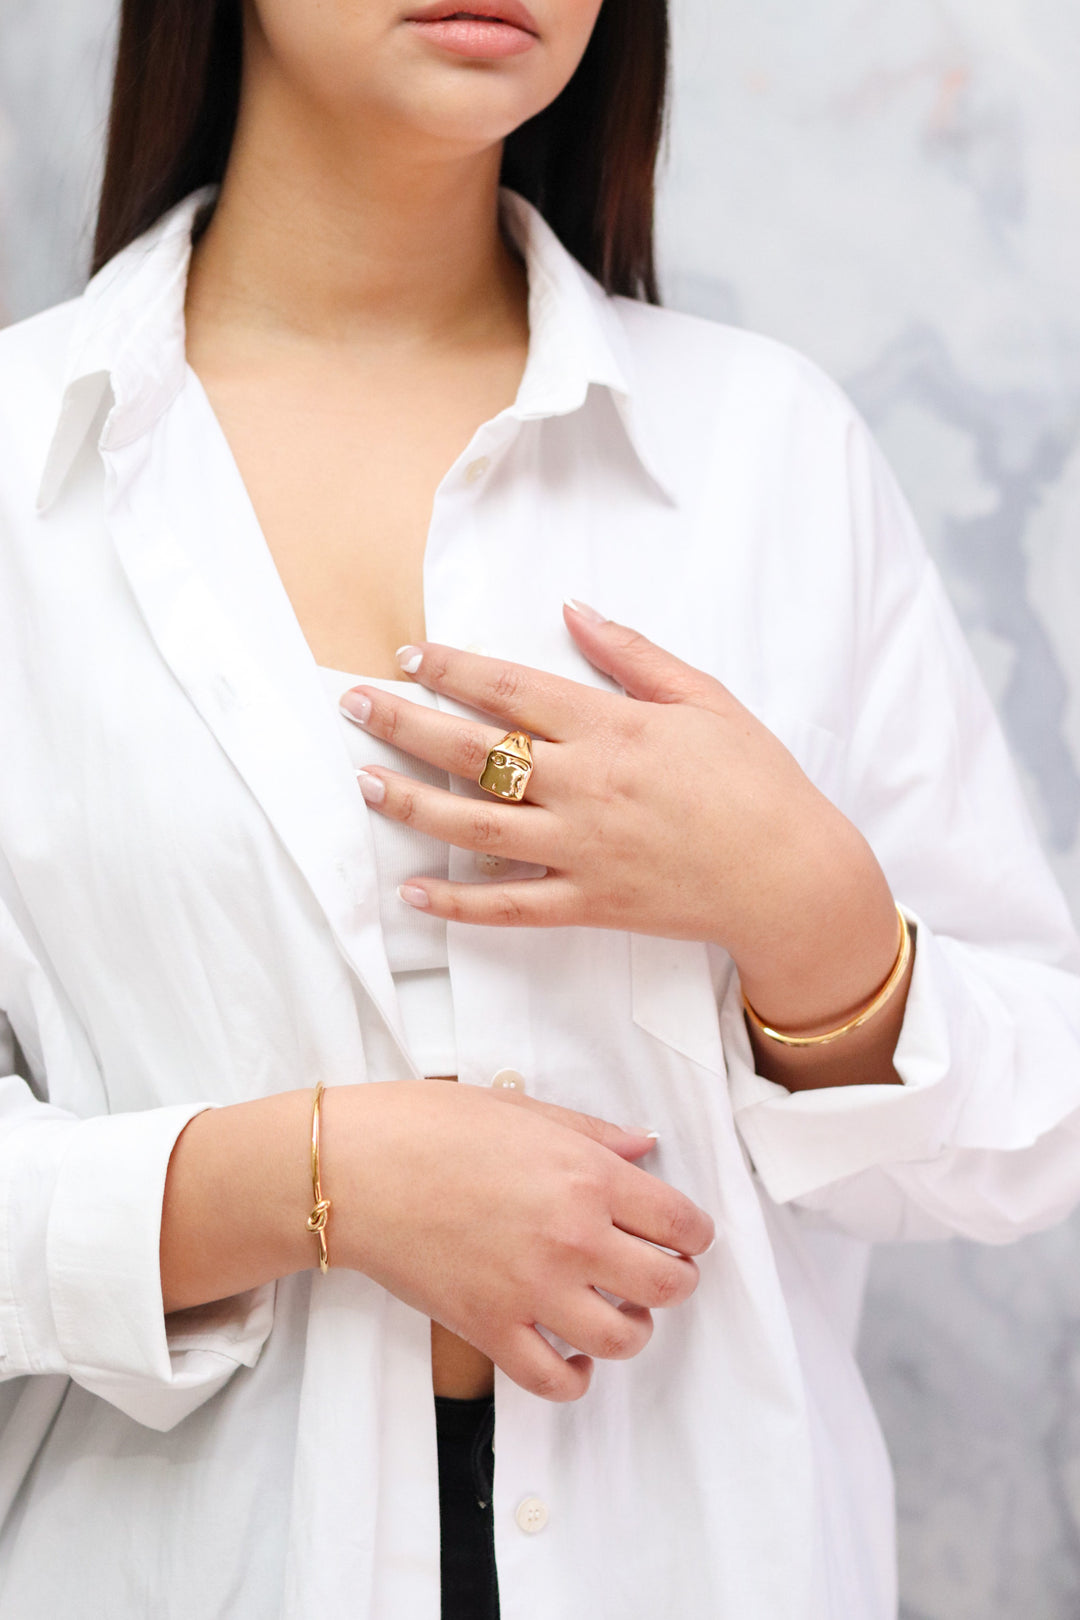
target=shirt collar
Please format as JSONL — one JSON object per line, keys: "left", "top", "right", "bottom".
{"left": 37, "top": 186, "right": 676, "bottom": 512}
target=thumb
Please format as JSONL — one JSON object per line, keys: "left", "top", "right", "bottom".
{"left": 562, "top": 598, "right": 719, "bottom": 707}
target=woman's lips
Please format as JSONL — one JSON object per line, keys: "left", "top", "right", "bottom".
{"left": 405, "top": 12, "right": 538, "bottom": 59}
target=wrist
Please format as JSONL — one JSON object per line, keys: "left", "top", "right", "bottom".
{"left": 731, "top": 811, "right": 899, "bottom": 1036}
{"left": 161, "top": 1087, "right": 317, "bottom": 1313}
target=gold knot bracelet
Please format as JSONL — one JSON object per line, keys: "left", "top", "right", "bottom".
{"left": 306, "top": 1082, "right": 332, "bottom": 1274}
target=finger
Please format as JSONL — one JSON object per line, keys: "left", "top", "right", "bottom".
{"left": 611, "top": 1162, "right": 716, "bottom": 1257}
{"left": 341, "top": 684, "right": 560, "bottom": 794}
{"left": 397, "top": 874, "right": 580, "bottom": 929}
{"left": 500, "top": 1090, "right": 659, "bottom": 1162}
{"left": 356, "top": 767, "right": 558, "bottom": 864}
{"left": 563, "top": 599, "right": 726, "bottom": 709}
{"left": 544, "top": 1297, "right": 653, "bottom": 1363}
{"left": 596, "top": 1231, "right": 700, "bottom": 1310}
{"left": 499, "top": 1325, "right": 594, "bottom": 1403}
{"left": 392, "top": 642, "right": 615, "bottom": 742}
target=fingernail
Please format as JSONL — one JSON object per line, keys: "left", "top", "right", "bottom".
{"left": 625, "top": 1125, "right": 661, "bottom": 1141}
{"left": 356, "top": 770, "right": 385, "bottom": 805}
{"left": 398, "top": 884, "right": 431, "bottom": 909}
{"left": 396, "top": 645, "right": 423, "bottom": 675}
{"left": 339, "top": 691, "right": 372, "bottom": 726}
{"left": 702, "top": 1234, "right": 716, "bottom": 1256}
{"left": 564, "top": 598, "right": 606, "bottom": 624}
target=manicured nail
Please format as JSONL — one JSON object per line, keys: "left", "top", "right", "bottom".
{"left": 356, "top": 770, "right": 385, "bottom": 805}
{"left": 702, "top": 1234, "right": 716, "bottom": 1256}
{"left": 564, "top": 598, "right": 606, "bottom": 624}
{"left": 398, "top": 884, "right": 431, "bottom": 909}
{"left": 626, "top": 1125, "right": 661, "bottom": 1141}
{"left": 339, "top": 691, "right": 372, "bottom": 726}
{"left": 396, "top": 645, "right": 423, "bottom": 675}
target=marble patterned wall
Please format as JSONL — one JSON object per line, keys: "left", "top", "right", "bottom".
{"left": 659, "top": 10, "right": 1080, "bottom": 1616}
{"left": 2, "top": 3, "right": 1079, "bottom": 1615}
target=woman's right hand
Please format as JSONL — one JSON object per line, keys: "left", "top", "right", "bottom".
{"left": 161, "top": 1080, "right": 714, "bottom": 1403}
{"left": 320, "top": 1080, "right": 714, "bottom": 1401}
{"left": 317, "top": 1075, "right": 712, "bottom": 1406}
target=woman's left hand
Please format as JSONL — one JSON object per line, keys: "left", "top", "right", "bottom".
{"left": 341, "top": 599, "right": 900, "bottom": 1035}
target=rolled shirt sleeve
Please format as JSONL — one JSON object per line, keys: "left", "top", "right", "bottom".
{"left": 0, "top": 1081, "right": 274, "bottom": 1431}
{"left": 729, "top": 415, "right": 1080, "bottom": 1243}
{"left": 0, "top": 900, "right": 276, "bottom": 1432}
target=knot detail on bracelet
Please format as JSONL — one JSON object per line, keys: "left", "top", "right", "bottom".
{"left": 308, "top": 1082, "right": 332, "bottom": 1274}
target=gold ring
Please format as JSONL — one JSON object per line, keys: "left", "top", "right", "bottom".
{"left": 478, "top": 731, "right": 534, "bottom": 802}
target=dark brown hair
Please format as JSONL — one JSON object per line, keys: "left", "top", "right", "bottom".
{"left": 92, "top": 1, "right": 668, "bottom": 301}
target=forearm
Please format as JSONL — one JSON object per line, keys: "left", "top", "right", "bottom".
{"left": 160, "top": 1088, "right": 315, "bottom": 1313}
{"left": 733, "top": 813, "right": 911, "bottom": 1092}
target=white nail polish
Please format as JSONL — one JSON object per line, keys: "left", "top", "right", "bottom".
{"left": 356, "top": 770, "right": 386, "bottom": 805}
{"left": 339, "top": 693, "right": 372, "bottom": 726}
{"left": 398, "top": 884, "right": 431, "bottom": 909}
{"left": 563, "top": 597, "right": 606, "bottom": 624}
{"left": 395, "top": 645, "right": 423, "bottom": 675}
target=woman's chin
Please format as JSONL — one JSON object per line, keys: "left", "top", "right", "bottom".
{"left": 365, "top": 79, "right": 545, "bottom": 155}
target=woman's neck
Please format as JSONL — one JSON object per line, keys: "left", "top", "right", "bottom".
{"left": 186, "top": 51, "right": 527, "bottom": 357}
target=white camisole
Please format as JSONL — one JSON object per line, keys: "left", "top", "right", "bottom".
{"left": 318, "top": 667, "right": 458, "bottom": 1077}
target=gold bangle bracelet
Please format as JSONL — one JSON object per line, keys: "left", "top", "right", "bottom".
{"left": 743, "top": 905, "right": 912, "bottom": 1050}
{"left": 306, "top": 1082, "right": 332, "bottom": 1274}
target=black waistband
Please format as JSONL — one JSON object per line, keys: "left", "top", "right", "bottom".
{"left": 435, "top": 1394, "right": 499, "bottom": 1619}
{"left": 434, "top": 1393, "right": 495, "bottom": 1442}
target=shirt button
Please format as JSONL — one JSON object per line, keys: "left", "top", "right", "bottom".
{"left": 465, "top": 455, "right": 491, "bottom": 484}
{"left": 334, "top": 860, "right": 367, "bottom": 906}
{"left": 475, "top": 852, "right": 509, "bottom": 877}
{"left": 491, "top": 1069, "right": 526, "bottom": 1092}
{"left": 210, "top": 672, "right": 240, "bottom": 712}
{"left": 515, "top": 1496, "right": 549, "bottom": 1534}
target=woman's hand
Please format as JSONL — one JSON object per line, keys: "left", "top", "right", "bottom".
{"left": 341, "top": 600, "right": 903, "bottom": 1044}
{"left": 161, "top": 1081, "right": 714, "bottom": 1403}
{"left": 322, "top": 1080, "right": 713, "bottom": 1401}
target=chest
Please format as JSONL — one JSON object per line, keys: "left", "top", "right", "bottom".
{"left": 189, "top": 342, "right": 527, "bottom": 679}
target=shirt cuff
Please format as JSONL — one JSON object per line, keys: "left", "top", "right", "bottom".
{"left": 0, "top": 1101, "right": 275, "bottom": 1431}
{"left": 726, "top": 908, "right": 968, "bottom": 1204}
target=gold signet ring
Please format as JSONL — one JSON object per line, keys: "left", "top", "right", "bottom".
{"left": 478, "top": 731, "right": 534, "bottom": 802}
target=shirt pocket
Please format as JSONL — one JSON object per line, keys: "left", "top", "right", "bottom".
{"left": 630, "top": 934, "right": 728, "bottom": 1075}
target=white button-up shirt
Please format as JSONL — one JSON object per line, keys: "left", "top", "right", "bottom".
{"left": 1, "top": 189, "right": 1078, "bottom": 1620}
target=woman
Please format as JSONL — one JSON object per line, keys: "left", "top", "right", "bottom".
{"left": 0, "top": 0, "right": 1078, "bottom": 1615}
